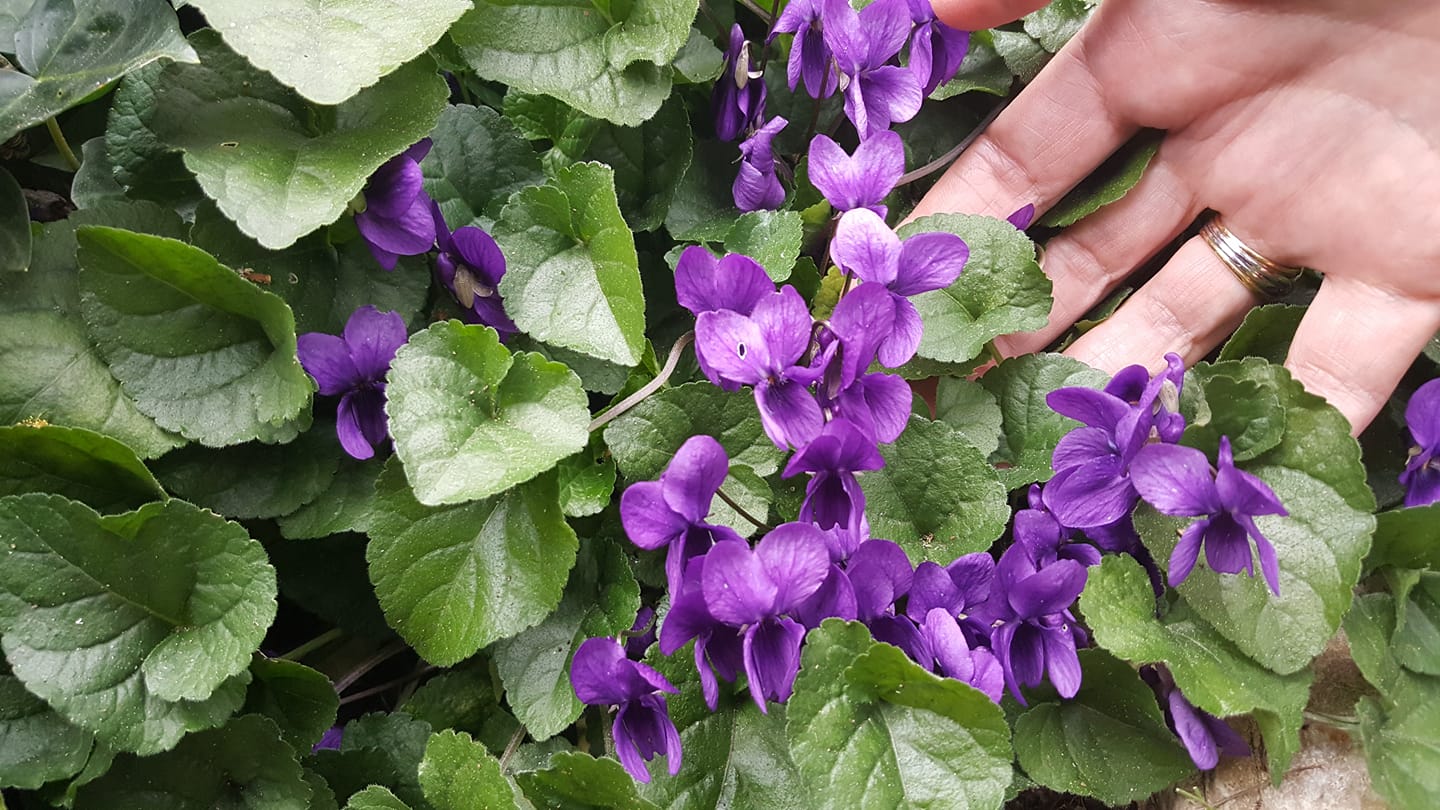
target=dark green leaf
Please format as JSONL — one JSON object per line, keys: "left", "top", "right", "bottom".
{"left": 345, "top": 786, "right": 413, "bottom": 810}
{"left": 604, "top": 381, "right": 787, "bottom": 482}
{"left": 0, "top": 495, "right": 272, "bottom": 753}
{"left": 0, "top": 0, "right": 197, "bottom": 139}
{"left": 517, "top": 751, "right": 660, "bottom": 810}
{"left": 1181, "top": 373, "right": 1285, "bottom": 462}
{"left": 860, "top": 416, "right": 1009, "bottom": 564}
{"left": 75, "top": 715, "right": 311, "bottom": 809}
{"left": 401, "top": 666, "right": 515, "bottom": 750}
{"left": 581, "top": 95, "right": 693, "bottom": 232}
{"left": 672, "top": 27, "right": 723, "bottom": 84}
{"left": 105, "top": 61, "right": 203, "bottom": 207}
{"left": 0, "top": 167, "right": 29, "bottom": 271}
{"left": 1037, "top": 130, "right": 1162, "bottom": 228}
{"left": 386, "top": 320, "right": 591, "bottom": 506}
{"left": 419, "top": 730, "right": 524, "bottom": 809}
{"left": 153, "top": 427, "right": 340, "bottom": 519}
{"left": 933, "top": 377, "right": 1003, "bottom": 457}
{"left": 311, "top": 714, "right": 432, "bottom": 808}
{"left": 366, "top": 461, "right": 579, "bottom": 666}
{"left": 77, "top": 225, "right": 313, "bottom": 446}
{"left": 1393, "top": 573, "right": 1440, "bottom": 676}
{"left": 277, "top": 458, "right": 385, "bottom": 540}
{"left": 1012, "top": 650, "right": 1194, "bottom": 805}
{"left": 269, "top": 534, "right": 394, "bottom": 640}
{"left": 145, "top": 31, "right": 448, "bottom": 249}
{"left": 494, "top": 538, "right": 639, "bottom": 740}
{"left": 423, "top": 103, "right": 545, "bottom": 233}
{"left": 1357, "top": 696, "right": 1440, "bottom": 810}
{"left": 725, "top": 210, "right": 802, "bottom": 282}
{"left": 450, "top": 0, "right": 697, "bottom": 125}
{"left": 71, "top": 137, "right": 128, "bottom": 209}
{"left": 243, "top": 657, "right": 339, "bottom": 752}
{"left": 0, "top": 667, "right": 93, "bottom": 789}
{"left": 931, "top": 30, "right": 1012, "bottom": 99}
{"left": 664, "top": 140, "right": 741, "bottom": 243}
{"left": 495, "top": 162, "right": 647, "bottom": 367}
{"left": 900, "top": 214, "right": 1052, "bottom": 366}
{"left": 1216, "top": 303, "right": 1306, "bottom": 364}
{"left": 1366, "top": 504, "right": 1440, "bottom": 574}
{"left": 0, "top": 424, "right": 165, "bottom": 512}
{"left": 979, "top": 352, "right": 1107, "bottom": 489}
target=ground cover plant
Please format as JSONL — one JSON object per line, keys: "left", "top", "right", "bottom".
{"left": 1, "top": 0, "right": 1439, "bottom": 808}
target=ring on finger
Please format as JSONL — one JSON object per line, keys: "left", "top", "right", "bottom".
{"left": 1198, "top": 213, "right": 1307, "bottom": 300}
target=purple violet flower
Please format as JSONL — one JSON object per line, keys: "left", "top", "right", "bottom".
{"left": 297, "top": 306, "right": 408, "bottom": 460}
{"left": 620, "top": 434, "right": 747, "bottom": 593}
{"left": 713, "top": 25, "right": 767, "bottom": 142}
{"left": 570, "top": 637, "right": 682, "bottom": 782}
{"left": 771, "top": 0, "right": 843, "bottom": 99}
{"left": 792, "top": 563, "right": 860, "bottom": 628}
{"left": 905, "top": 0, "right": 970, "bottom": 96}
{"left": 821, "top": 283, "right": 913, "bottom": 444}
{"left": 906, "top": 552, "right": 995, "bottom": 648}
{"left": 701, "top": 523, "right": 832, "bottom": 712}
{"left": 694, "top": 286, "right": 826, "bottom": 449}
{"left": 625, "top": 607, "right": 658, "bottom": 660}
{"left": 1142, "top": 665, "right": 1251, "bottom": 770}
{"left": 921, "top": 607, "right": 1004, "bottom": 702}
{"left": 830, "top": 208, "right": 969, "bottom": 367}
{"left": 784, "top": 418, "right": 885, "bottom": 560}
{"left": 807, "top": 130, "right": 905, "bottom": 219}
{"left": 734, "top": 116, "right": 789, "bottom": 212}
{"left": 1013, "top": 485, "right": 1102, "bottom": 568}
{"left": 988, "top": 542, "right": 1088, "bottom": 704}
{"left": 1131, "top": 436, "right": 1287, "bottom": 596}
{"left": 659, "top": 551, "right": 748, "bottom": 710}
{"left": 313, "top": 725, "right": 344, "bottom": 752}
{"left": 434, "top": 220, "right": 516, "bottom": 336}
{"left": 674, "top": 246, "right": 775, "bottom": 319}
{"left": 1006, "top": 203, "right": 1036, "bottom": 231}
{"left": 1401, "top": 378, "right": 1440, "bottom": 507}
{"left": 843, "top": 539, "right": 932, "bottom": 664}
{"left": 355, "top": 140, "right": 438, "bottom": 270}
{"left": 823, "top": 0, "right": 924, "bottom": 139}
{"left": 1042, "top": 354, "right": 1186, "bottom": 529}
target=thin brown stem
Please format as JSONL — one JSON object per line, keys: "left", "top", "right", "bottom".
{"left": 333, "top": 639, "right": 409, "bottom": 693}
{"left": 279, "top": 628, "right": 344, "bottom": 662}
{"left": 716, "top": 487, "right": 770, "bottom": 530}
{"left": 337, "top": 664, "right": 438, "bottom": 706}
{"left": 589, "top": 332, "right": 695, "bottom": 433}
{"left": 895, "top": 84, "right": 1019, "bottom": 188}
{"left": 498, "top": 725, "right": 527, "bottom": 772}
{"left": 736, "top": 0, "right": 772, "bottom": 24}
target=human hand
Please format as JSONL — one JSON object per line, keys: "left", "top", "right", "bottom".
{"left": 913, "top": 0, "right": 1440, "bottom": 434}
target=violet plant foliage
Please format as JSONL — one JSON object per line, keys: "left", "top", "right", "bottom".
{"left": 0, "top": 1, "right": 1418, "bottom": 808}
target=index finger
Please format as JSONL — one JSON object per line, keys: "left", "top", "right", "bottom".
{"left": 931, "top": 0, "right": 1049, "bottom": 32}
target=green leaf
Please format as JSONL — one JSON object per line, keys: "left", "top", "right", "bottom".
{"left": 366, "top": 460, "right": 579, "bottom": 666}
{"left": 1037, "top": 130, "right": 1162, "bottom": 228}
{"left": 556, "top": 435, "right": 617, "bottom": 518}
{"left": 1217, "top": 303, "right": 1306, "bottom": 364}
{"left": 184, "top": 0, "right": 468, "bottom": 105}
{"left": 1012, "top": 650, "right": 1194, "bottom": 805}
{"left": 0, "top": 424, "right": 165, "bottom": 512}
{"left": 664, "top": 140, "right": 741, "bottom": 243}
{"left": 494, "top": 538, "right": 639, "bottom": 740}
{"left": 423, "top": 103, "right": 545, "bottom": 233}
{"left": 311, "top": 712, "right": 432, "bottom": 808}
{"left": 420, "top": 730, "right": 524, "bottom": 810}
{"left": 725, "top": 210, "right": 802, "bottom": 282}
{"left": 71, "top": 137, "right": 128, "bottom": 209}
{"left": 277, "top": 457, "right": 385, "bottom": 540}
{"left": 1080, "top": 555, "right": 1313, "bottom": 778}
{"left": 517, "top": 751, "right": 660, "bottom": 810}
{"left": 146, "top": 31, "right": 448, "bottom": 249}
{"left": 577, "top": 95, "right": 693, "bottom": 232}
{"left": 604, "top": 381, "right": 787, "bottom": 482}
{"left": 0, "top": 0, "right": 198, "bottom": 140}
{"left": 786, "top": 620, "right": 1012, "bottom": 810}
{"left": 190, "top": 203, "right": 431, "bottom": 336}
{"left": 0, "top": 495, "right": 273, "bottom": 753}
{"left": 900, "top": 214, "right": 1052, "bottom": 366}
{"left": 401, "top": 666, "right": 514, "bottom": 748}
{"left": 495, "top": 162, "right": 647, "bottom": 367}
{"left": 933, "top": 377, "right": 1004, "bottom": 458}
{"left": 0, "top": 667, "right": 93, "bottom": 789}
{"left": 859, "top": 416, "right": 1009, "bottom": 564}
{"left": 1367, "top": 504, "right": 1440, "bottom": 574}
{"left": 386, "top": 320, "right": 590, "bottom": 505}
{"left": 1357, "top": 696, "right": 1440, "bottom": 810}
{"left": 1022, "top": 0, "right": 1097, "bottom": 52}
{"left": 76, "top": 715, "right": 310, "bottom": 808}
{"left": 105, "top": 61, "right": 203, "bottom": 207}
{"left": 1393, "top": 573, "right": 1440, "bottom": 676}
{"left": 152, "top": 427, "right": 340, "bottom": 519}
{"left": 1344, "top": 593, "right": 1437, "bottom": 705}
{"left": 345, "top": 786, "right": 413, "bottom": 810}
{"left": 672, "top": 27, "right": 723, "bottom": 84}
{"left": 1180, "top": 373, "right": 1285, "bottom": 462}
{"left": 979, "top": 353, "right": 1107, "bottom": 489}
{"left": 0, "top": 168, "right": 28, "bottom": 271}
{"left": 77, "top": 225, "right": 313, "bottom": 446}
{"left": 931, "top": 30, "right": 1012, "bottom": 100}
{"left": 990, "top": 29, "right": 1048, "bottom": 83}
{"left": 450, "top": 0, "right": 696, "bottom": 126}
{"left": 243, "top": 657, "right": 339, "bottom": 753}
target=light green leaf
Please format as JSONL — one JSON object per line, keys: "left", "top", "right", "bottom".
{"left": 990, "top": 29, "right": 1048, "bottom": 84}
{"left": 185, "top": 0, "right": 469, "bottom": 105}
{"left": 419, "top": 730, "right": 525, "bottom": 810}
{"left": 75, "top": 715, "right": 310, "bottom": 809}
{"left": 900, "top": 214, "right": 1052, "bottom": 366}
{"left": 1366, "top": 503, "right": 1440, "bottom": 574}
{"left": 1022, "top": 0, "right": 1097, "bottom": 52}
{"left": 1180, "top": 373, "right": 1285, "bottom": 462}
{"left": 1393, "top": 573, "right": 1440, "bottom": 676}
{"left": 933, "top": 377, "right": 1003, "bottom": 458}
{"left": 604, "top": 381, "right": 787, "bottom": 482}
{"left": 0, "top": 424, "right": 165, "bottom": 512}
{"left": 1358, "top": 696, "right": 1440, "bottom": 810}
{"left": 145, "top": 31, "right": 448, "bottom": 248}
{"left": 725, "top": 210, "right": 802, "bottom": 282}
{"left": 980, "top": 352, "right": 1107, "bottom": 489}
{"left": 495, "top": 162, "right": 647, "bottom": 367}
{"left": 859, "top": 416, "right": 1009, "bottom": 564}
{"left": 786, "top": 620, "right": 1012, "bottom": 810}
{"left": 277, "top": 457, "right": 385, "bottom": 540}
{"left": 1080, "top": 555, "right": 1313, "bottom": 778}
{"left": 450, "top": 0, "right": 697, "bottom": 126}
{"left": 0, "top": 667, "right": 93, "bottom": 789}
{"left": 0, "top": 168, "right": 28, "bottom": 271}
{"left": 1037, "top": 130, "right": 1162, "bottom": 228}
{"left": 152, "top": 427, "right": 340, "bottom": 519}
{"left": 1217, "top": 303, "right": 1306, "bottom": 365}
{"left": 517, "top": 751, "right": 660, "bottom": 809}
{"left": 423, "top": 103, "right": 545, "bottom": 233}
{"left": 366, "top": 461, "right": 579, "bottom": 666}
{"left": 0, "top": 495, "right": 272, "bottom": 753}
{"left": 494, "top": 538, "right": 639, "bottom": 740}
{"left": 672, "top": 27, "right": 723, "bottom": 84}
{"left": 0, "top": 0, "right": 198, "bottom": 140}
{"left": 345, "top": 786, "right": 413, "bottom": 810}
{"left": 556, "top": 435, "right": 617, "bottom": 518}
{"left": 243, "top": 657, "right": 339, "bottom": 752}
{"left": 1012, "top": 650, "right": 1194, "bottom": 805}
{"left": 386, "top": 320, "right": 590, "bottom": 506}
{"left": 71, "top": 137, "right": 128, "bottom": 209}
{"left": 77, "top": 225, "right": 313, "bottom": 446}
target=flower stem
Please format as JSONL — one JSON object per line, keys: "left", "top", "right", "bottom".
{"left": 588, "top": 331, "right": 695, "bottom": 433}
{"left": 1304, "top": 709, "right": 1360, "bottom": 731}
{"left": 332, "top": 639, "right": 409, "bottom": 693}
{"left": 278, "top": 627, "right": 345, "bottom": 661}
{"left": 337, "top": 664, "right": 438, "bottom": 706}
{"left": 45, "top": 117, "right": 80, "bottom": 172}
{"left": 498, "top": 725, "right": 527, "bottom": 772}
{"left": 895, "top": 83, "right": 1019, "bottom": 188}
{"left": 736, "top": 0, "right": 773, "bottom": 24}
{"left": 716, "top": 487, "right": 771, "bottom": 530}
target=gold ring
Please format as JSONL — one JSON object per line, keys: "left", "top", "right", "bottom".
{"left": 1199, "top": 214, "right": 1305, "bottom": 300}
